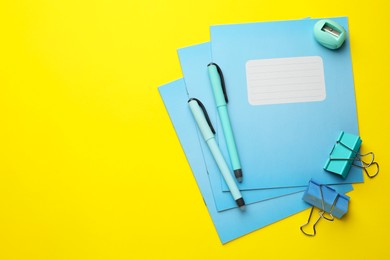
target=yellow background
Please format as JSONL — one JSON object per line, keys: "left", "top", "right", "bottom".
{"left": 1, "top": 0, "right": 389, "bottom": 259}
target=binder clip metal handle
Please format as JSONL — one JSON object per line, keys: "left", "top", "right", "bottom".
{"left": 300, "top": 207, "right": 322, "bottom": 236}
{"left": 363, "top": 162, "right": 379, "bottom": 178}
{"left": 300, "top": 193, "right": 338, "bottom": 236}
{"left": 354, "top": 150, "right": 379, "bottom": 178}
{"left": 300, "top": 207, "right": 337, "bottom": 237}
{"left": 333, "top": 140, "right": 380, "bottom": 178}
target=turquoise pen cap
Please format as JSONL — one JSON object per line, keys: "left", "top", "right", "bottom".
{"left": 208, "top": 63, "right": 228, "bottom": 107}
{"left": 314, "top": 19, "right": 346, "bottom": 50}
{"left": 188, "top": 98, "right": 215, "bottom": 141}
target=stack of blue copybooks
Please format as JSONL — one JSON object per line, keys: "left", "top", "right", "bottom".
{"left": 159, "top": 17, "right": 362, "bottom": 244}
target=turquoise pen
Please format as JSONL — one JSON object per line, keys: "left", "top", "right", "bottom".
{"left": 188, "top": 98, "right": 245, "bottom": 209}
{"left": 207, "top": 63, "right": 243, "bottom": 182}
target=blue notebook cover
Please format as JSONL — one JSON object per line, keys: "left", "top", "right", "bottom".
{"left": 210, "top": 17, "right": 363, "bottom": 190}
{"left": 178, "top": 42, "right": 307, "bottom": 211}
{"left": 158, "top": 78, "right": 353, "bottom": 243}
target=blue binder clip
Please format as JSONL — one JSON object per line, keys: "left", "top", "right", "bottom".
{"left": 300, "top": 179, "right": 350, "bottom": 236}
{"left": 324, "top": 131, "right": 379, "bottom": 178}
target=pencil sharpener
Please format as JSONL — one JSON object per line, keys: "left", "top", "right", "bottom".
{"left": 314, "top": 19, "right": 346, "bottom": 50}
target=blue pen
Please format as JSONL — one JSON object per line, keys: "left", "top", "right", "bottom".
{"left": 188, "top": 98, "right": 245, "bottom": 209}
{"left": 207, "top": 63, "right": 243, "bottom": 182}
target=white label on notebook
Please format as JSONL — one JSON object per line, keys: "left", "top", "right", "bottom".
{"left": 246, "top": 56, "right": 326, "bottom": 105}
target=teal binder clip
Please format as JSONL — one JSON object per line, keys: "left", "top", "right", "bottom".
{"left": 300, "top": 179, "right": 350, "bottom": 236}
{"left": 324, "top": 131, "right": 379, "bottom": 178}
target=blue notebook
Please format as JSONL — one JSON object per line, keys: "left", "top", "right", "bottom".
{"left": 158, "top": 78, "right": 354, "bottom": 243}
{"left": 178, "top": 42, "right": 307, "bottom": 211}
{"left": 210, "top": 17, "right": 363, "bottom": 190}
